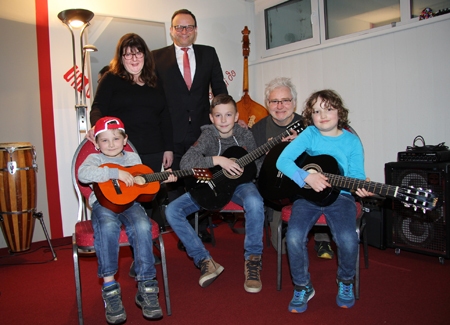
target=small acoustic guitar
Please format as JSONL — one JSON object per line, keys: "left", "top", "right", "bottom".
{"left": 94, "top": 163, "right": 211, "bottom": 213}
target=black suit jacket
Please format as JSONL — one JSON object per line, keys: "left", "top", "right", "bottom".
{"left": 151, "top": 44, "right": 228, "bottom": 145}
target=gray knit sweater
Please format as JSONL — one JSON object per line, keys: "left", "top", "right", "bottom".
{"left": 180, "top": 124, "right": 260, "bottom": 173}
{"left": 78, "top": 151, "right": 142, "bottom": 207}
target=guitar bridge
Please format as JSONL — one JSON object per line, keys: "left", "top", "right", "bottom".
{"left": 112, "top": 179, "right": 122, "bottom": 195}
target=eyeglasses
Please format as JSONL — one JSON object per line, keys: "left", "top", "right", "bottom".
{"left": 268, "top": 99, "right": 293, "bottom": 106}
{"left": 122, "top": 51, "right": 144, "bottom": 60}
{"left": 173, "top": 25, "right": 196, "bottom": 33}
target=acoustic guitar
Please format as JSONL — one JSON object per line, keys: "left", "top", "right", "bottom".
{"left": 259, "top": 149, "right": 438, "bottom": 212}
{"left": 94, "top": 163, "right": 211, "bottom": 213}
{"left": 188, "top": 121, "right": 305, "bottom": 210}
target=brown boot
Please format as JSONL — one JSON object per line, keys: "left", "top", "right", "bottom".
{"left": 198, "top": 258, "right": 224, "bottom": 287}
{"left": 244, "top": 255, "right": 262, "bottom": 293}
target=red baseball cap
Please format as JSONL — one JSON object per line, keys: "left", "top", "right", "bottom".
{"left": 94, "top": 116, "right": 125, "bottom": 137}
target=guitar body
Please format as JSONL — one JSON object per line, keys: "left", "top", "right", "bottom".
{"left": 294, "top": 153, "right": 342, "bottom": 206}
{"left": 189, "top": 146, "right": 257, "bottom": 210}
{"left": 259, "top": 148, "right": 341, "bottom": 206}
{"left": 94, "top": 164, "right": 160, "bottom": 213}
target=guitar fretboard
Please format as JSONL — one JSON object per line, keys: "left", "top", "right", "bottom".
{"left": 236, "top": 122, "right": 304, "bottom": 168}
{"left": 141, "top": 169, "right": 194, "bottom": 183}
{"left": 325, "top": 173, "right": 399, "bottom": 198}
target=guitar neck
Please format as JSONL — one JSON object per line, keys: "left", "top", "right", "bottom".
{"left": 237, "top": 129, "right": 292, "bottom": 168}
{"left": 324, "top": 173, "right": 399, "bottom": 198}
{"left": 141, "top": 169, "right": 194, "bottom": 184}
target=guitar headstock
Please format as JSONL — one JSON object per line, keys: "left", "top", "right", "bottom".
{"left": 192, "top": 168, "right": 212, "bottom": 182}
{"left": 287, "top": 120, "right": 305, "bottom": 135}
{"left": 396, "top": 186, "right": 439, "bottom": 213}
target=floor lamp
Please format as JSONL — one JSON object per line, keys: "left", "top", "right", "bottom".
{"left": 57, "top": 9, "right": 97, "bottom": 143}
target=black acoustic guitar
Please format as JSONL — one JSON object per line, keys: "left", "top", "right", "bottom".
{"left": 188, "top": 121, "right": 305, "bottom": 210}
{"left": 259, "top": 149, "right": 438, "bottom": 212}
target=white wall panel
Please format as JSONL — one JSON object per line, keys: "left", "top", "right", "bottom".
{"left": 249, "top": 18, "right": 450, "bottom": 183}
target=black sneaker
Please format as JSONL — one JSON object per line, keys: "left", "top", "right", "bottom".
{"left": 315, "top": 241, "right": 334, "bottom": 259}
{"left": 135, "top": 280, "right": 163, "bottom": 319}
{"left": 102, "top": 282, "right": 127, "bottom": 324}
{"left": 198, "top": 258, "right": 224, "bottom": 287}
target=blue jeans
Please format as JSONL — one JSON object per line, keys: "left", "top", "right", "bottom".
{"left": 91, "top": 201, "right": 156, "bottom": 281}
{"left": 165, "top": 182, "right": 265, "bottom": 266}
{"left": 286, "top": 194, "right": 358, "bottom": 286}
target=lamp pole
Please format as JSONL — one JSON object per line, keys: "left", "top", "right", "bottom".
{"left": 57, "top": 9, "right": 96, "bottom": 143}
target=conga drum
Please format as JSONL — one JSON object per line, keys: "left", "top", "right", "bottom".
{"left": 0, "top": 142, "right": 37, "bottom": 253}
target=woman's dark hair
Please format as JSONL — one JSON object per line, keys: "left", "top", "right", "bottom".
{"left": 109, "top": 33, "right": 157, "bottom": 87}
{"left": 303, "top": 89, "right": 350, "bottom": 129}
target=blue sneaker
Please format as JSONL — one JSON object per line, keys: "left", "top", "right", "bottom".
{"left": 336, "top": 280, "right": 355, "bottom": 308}
{"left": 288, "top": 283, "right": 315, "bottom": 313}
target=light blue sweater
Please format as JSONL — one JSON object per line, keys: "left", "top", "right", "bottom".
{"left": 276, "top": 126, "right": 366, "bottom": 190}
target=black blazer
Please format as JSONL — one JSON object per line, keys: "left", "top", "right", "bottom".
{"left": 152, "top": 44, "right": 228, "bottom": 144}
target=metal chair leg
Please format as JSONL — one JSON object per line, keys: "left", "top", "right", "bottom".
{"left": 158, "top": 234, "right": 171, "bottom": 315}
{"left": 72, "top": 233, "right": 84, "bottom": 325}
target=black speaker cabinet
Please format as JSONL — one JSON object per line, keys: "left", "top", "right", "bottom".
{"left": 384, "top": 161, "right": 449, "bottom": 260}
{"left": 361, "top": 197, "right": 386, "bottom": 249}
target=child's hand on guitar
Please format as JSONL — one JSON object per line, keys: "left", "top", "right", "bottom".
{"left": 162, "top": 169, "right": 178, "bottom": 183}
{"left": 305, "top": 172, "right": 331, "bottom": 192}
{"left": 214, "top": 156, "right": 243, "bottom": 176}
{"left": 118, "top": 170, "right": 135, "bottom": 187}
{"left": 355, "top": 178, "right": 374, "bottom": 198}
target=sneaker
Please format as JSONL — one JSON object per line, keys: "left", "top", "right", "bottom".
{"left": 135, "top": 280, "right": 163, "bottom": 319}
{"left": 336, "top": 280, "right": 355, "bottom": 308}
{"left": 198, "top": 258, "right": 224, "bottom": 287}
{"left": 244, "top": 255, "right": 262, "bottom": 293}
{"left": 288, "top": 283, "right": 315, "bottom": 313}
{"left": 102, "top": 282, "right": 127, "bottom": 324}
{"left": 315, "top": 241, "right": 334, "bottom": 259}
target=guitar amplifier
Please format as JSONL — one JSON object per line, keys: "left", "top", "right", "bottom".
{"left": 384, "top": 161, "right": 450, "bottom": 260}
{"left": 397, "top": 150, "right": 450, "bottom": 163}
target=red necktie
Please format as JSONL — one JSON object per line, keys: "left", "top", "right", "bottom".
{"left": 182, "top": 48, "right": 192, "bottom": 90}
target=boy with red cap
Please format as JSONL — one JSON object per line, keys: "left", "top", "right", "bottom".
{"left": 78, "top": 116, "right": 176, "bottom": 323}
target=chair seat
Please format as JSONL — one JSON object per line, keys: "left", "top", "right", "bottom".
{"left": 75, "top": 219, "right": 160, "bottom": 248}
{"left": 281, "top": 202, "right": 362, "bottom": 225}
{"left": 221, "top": 201, "right": 244, "bottom": 211}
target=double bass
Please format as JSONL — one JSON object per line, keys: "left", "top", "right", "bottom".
{"left": 236, "top": 26, "right": 268, "bottom": 128}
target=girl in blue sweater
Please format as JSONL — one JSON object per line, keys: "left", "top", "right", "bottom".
{"left": 276, "top": 89, "right": 372, "bottom": 313}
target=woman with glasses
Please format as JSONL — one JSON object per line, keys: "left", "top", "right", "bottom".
{"left": 90, "top": 33, "right": 173, "bottom": 173}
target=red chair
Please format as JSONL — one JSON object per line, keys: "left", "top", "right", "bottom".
{"left": 276, "top": 202, "right": 368, "bottom": 299}
{"left": 195, "top": 201, "right": 271, "bottom": 247}
{"left": 71, "top": 139, "right": 171, "bottom": 325}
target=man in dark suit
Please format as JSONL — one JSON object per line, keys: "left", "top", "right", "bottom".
{"left": 152, "top": 9, "right": 228, "bottom": 244}
{"left": 152, "top": 9, "right": 228, "bottom": 172}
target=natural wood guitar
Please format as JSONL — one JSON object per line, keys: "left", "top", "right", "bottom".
{"left": 94, "top": 163, "right": 211, "bottom": 213}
